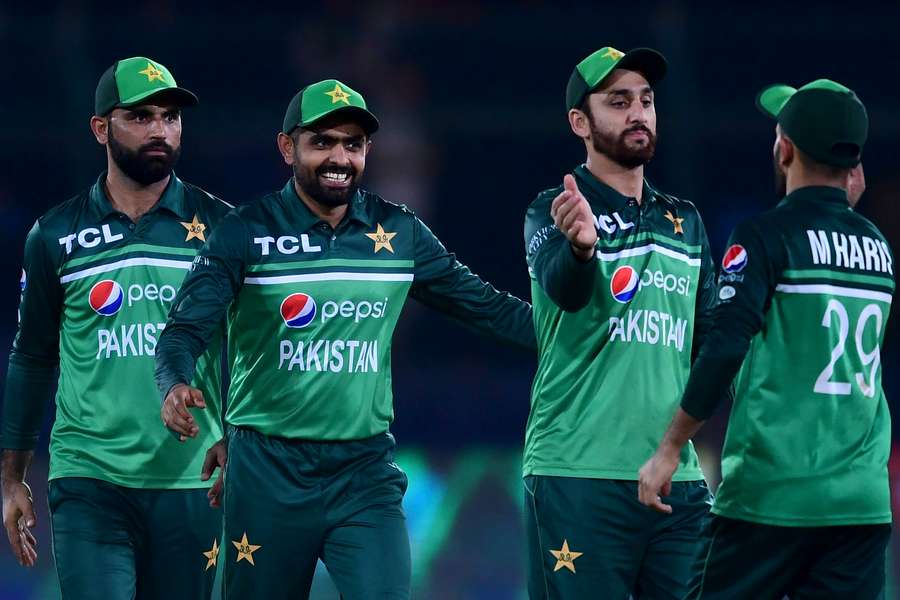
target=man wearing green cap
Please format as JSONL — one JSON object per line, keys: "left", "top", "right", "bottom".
{"left": 522, "top": 46, "right": 718, "bottom": 598}
{"left": 638, "top": 79, "right": 893, "bottom": 598}
{"left": 0, "top": 56, "right": 230, "bottom": 598}
{"left": 154, "top": 78, "right": 534, "bottom": 599}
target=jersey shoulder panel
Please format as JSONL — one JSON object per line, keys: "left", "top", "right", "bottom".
{"left": 181, "top": 181, "right": 234, "bottom": 221}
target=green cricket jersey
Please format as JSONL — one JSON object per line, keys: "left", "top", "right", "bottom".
{"left": 1, "top": 173, "right": 229, "bottom": 489}
{"left": 523, "top": 165, "right": 717, "bottom": 481}
{"left": 155, "top": 179, "right": 534, "bottom": 440}
{"left": 681, "top": 186, "right": 894, "bottom": 526}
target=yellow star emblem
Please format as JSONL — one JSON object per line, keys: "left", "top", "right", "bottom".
{"left": 664, "top": 210, "right": 685, "bottom": 234}
{"left": 232, "top": 532, "right": 261, "bottom": 566}
{"left": 181, "top": 214, "right": 207, "bottom": 242}
{"left": 138, "top": 62, "right": 165, "bottom": 83}
{"left": 365, "top": 223, "right": 398, "bottom": 253}
{"left": 202, "top": 539, "right": 219, "bottom": 571}
{"left": 602, "top": 48, "right": 625, "bottom": 61}
{"left": 325, "top": 83, "right": 352, "bottom": 105}
{"left": 549, "top": 539, "right": 583, "bottom": 574}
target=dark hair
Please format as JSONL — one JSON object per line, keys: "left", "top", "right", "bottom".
{"left": 796, "top": 146, "right": 850, "bottom": 178}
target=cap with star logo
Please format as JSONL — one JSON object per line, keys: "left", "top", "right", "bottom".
{"left": 756, "top": 78, "right": 867, "bottom": 168}
{"left": 566, "top": 46, "right": 668, "bottom": 111}
{"left": 94, "top": 56, "right": 199, "bottom": 116}
{"left": 282, "top": 79, "right": 379, "bottom": 136}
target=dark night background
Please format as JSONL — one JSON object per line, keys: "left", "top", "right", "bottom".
{"left": 1, "top": 2, "right": 898, "bottom": 598}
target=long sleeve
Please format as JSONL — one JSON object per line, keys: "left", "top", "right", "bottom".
{"left": 524, "top": 192, "right": 597, "bottom": 312}
{"left": 155, "top": 211, "right": 247, "bottom": 399}
{"left": 681, "top": 220, "right": 778, "bottom": 420}
{"left": 409, "top": 216, "right": 535, "bottom": 351}
{"left": 1, "top": 222, "right": 62, "bottom": 449}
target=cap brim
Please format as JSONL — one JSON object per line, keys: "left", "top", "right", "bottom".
{"left": 118, "top": 87, "right": 199, "bottom": 109}
{"left": 615, "top": 48, "right": 668, "bottom": 86}
{"left": 302, "top": 106, "right": 380, "bottom": 135}
{"left": 756, "top": 84, "right": 796, "bottom": 118}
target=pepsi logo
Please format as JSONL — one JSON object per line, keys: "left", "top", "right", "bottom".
{"left": 610, "top": 265, "right": 639, "bottom": 303}
{"left": 722, "top": 245, "right": 748, "bottom": 273}
{"left": 19, "top": 269, "right": 26, "bottom": 292}
{"left": 89, "top": 280, "right": 124, "bottom": 316}
{"left": 281, "top": 293, "right": 317, "bottom": 328}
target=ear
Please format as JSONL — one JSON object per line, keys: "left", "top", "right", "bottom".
{"left": 568, "top": 108, "right": 592, "bottom": 139}
{"left": 277, "top": 132, "right": 295, "bottom": 165}
{"left": 90, "top": 116, "right": 109, "bottom": 145}
{"left": 777, "top": 136, "right": 794, "bottom": 170}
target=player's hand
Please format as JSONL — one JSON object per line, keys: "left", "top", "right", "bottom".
{"left": 637, "top": 448, "right": 679, "bottom": 514}
{"left": 550, "top": 174, "right": 597, "bottom": 261}
{"left": 201, "top": 437, "right": 227, "bottom": 509}
{"left": 1, "top": 480, "right": 37, "bottom": 567}
{"left": 161, "top": 383, "right": 206, "bottom": 441}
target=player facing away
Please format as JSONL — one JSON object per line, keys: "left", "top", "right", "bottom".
{"left": 522, "top": 46, "right": 719, "bottom": 598}
{"left": 154, "top": 78, "right": 535, "bottom": 599}
{"left": 0, "top": 57, "right": 231, "bottom": 599}
{"left": 638, "top": 80, "right": 892, "bottom": 599}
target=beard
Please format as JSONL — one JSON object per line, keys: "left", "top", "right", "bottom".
{"left": 108, "top": 127, "right": 181, "bottom": 186}
{"left": 293, "top": 159, "right": 360, "bottom": 208}
{"left": 590, "top": 120, "right": 657, "bottom": 169}
{"left": 773, "top": 147, "right": 787, "bottom": 198}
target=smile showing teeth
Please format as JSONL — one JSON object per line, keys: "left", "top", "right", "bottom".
{"left": 321, "top": 172, "right": 349, "bottom": 183}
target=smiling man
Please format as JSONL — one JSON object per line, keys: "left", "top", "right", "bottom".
{"left": 154, "top": 78, "right": 535, "bottom": 599}
{"left": 0, "top": 57, "right": 231, "bottom": 599}
{"left": 522, "top": 47, "right": 718, "bottom": 598}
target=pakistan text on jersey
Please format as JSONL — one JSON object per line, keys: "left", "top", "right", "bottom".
{"left": 97, "top": 323, "right": 166, "bottom": 359}
{"left": 278, "top": 339, "right": 379, "bottom": 373}
{"left": 608, "top": 310, "right": 688, "bottom": 352}
{"left": 807, "top": 230, "right": 893, "bottom": 274}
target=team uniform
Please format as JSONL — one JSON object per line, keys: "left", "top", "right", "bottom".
{"left": 1, "top": 173, "right": 230, "bottom": 599}
{"left": 523, "top": 165, "right": 716, "bottom": 598}
{"left": 154, "top": 178, "right": 535, "bottom": 598}
{"left": 679, "top": 185, "right": 894, "bottom": 599}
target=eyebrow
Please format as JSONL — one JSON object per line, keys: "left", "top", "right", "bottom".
{"left": 309, "top": 133, "right": 366, "bottom": 144}
{"left": 604, "top": 87, "right": 654, "bottom": 98}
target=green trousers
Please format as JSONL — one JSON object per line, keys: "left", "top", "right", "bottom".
{"left": 48, "top": 477, "right": 220, "bottom": 600}
{"left": 222, "top": 427, "right": 410, "bottom": 599}
{"left": 524, "top": 476, "right": 712, "bottom": 599}
{"left": 688, "top": 515, "right": 890, "bottom": 599}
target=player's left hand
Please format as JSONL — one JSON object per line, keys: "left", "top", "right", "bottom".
{"left": 637, "top": 449, "right": 679, "bottom": 514}
{"left": 201, "top": 438, "right": 227, "bottom": 509}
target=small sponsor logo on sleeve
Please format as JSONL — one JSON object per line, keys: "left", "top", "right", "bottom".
{"left": 722, "top": 245, "right": 748, "bottom": 273}
{"left": 719, "top": 285, "right": 736, "bottom": 300}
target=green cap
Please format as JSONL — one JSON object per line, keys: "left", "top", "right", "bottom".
{"left": 566, "top": 46, "right": 667, "bottom": 110}
{"left": 757, "top": 79, "right": 867, "bottom": 168}
{"left": 94, "top": 57, "right": 198, "bottom": 116}
{"left": 282, "top": 79, "right": 379, "bottom": 136}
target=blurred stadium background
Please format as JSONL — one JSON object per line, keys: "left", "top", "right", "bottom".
{"left": 1, "top": 2, "right": 898, "bottom": 598}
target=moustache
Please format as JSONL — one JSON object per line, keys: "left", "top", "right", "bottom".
{"left": 315, "top": 165, "right": 356, "bottom": 177}
{"left": 622, "top": 125, "right": 652, "bottom": 137}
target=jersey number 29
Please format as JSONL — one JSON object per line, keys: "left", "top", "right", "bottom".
{"left": 814, "top": 299, "right": 883, "bottom": 398}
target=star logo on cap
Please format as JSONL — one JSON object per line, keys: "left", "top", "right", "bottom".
{"left": 138, "top": 62, "right": 165, "bottom": 83}
{"left": 365, "top": 223, "right": 397, "bottom": 253}
{"left": 181, "top": 214, "right": 207, "bottom": 242}
{"left": 202, "top": 539, "right": 219, "bottom": 571}
{"left": 602, "top": 48, "right": 625, "bottom": 61}
{"left": 549, "top": 539, "right": 583, "bottom": 574}
{"left": 664, "top": 210, "right": 685, "bottom": 235}
{"left": 232, "top": 532, "right": 261, "bottom": 565}
{"left": 325, "top": 83, "right": 352, "bottom": 105}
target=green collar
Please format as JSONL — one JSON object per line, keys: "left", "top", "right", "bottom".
{"left": 572, "top": 164, "right": 657, "bottom": 210}
{"left": 278, "top": 179, "right": 374, "bottom": 232}
{"left": 89, "top": 172, "right": 190, "bottom": 221}
{"left": 779, "top": 185, "right": 850, "bottom": 209}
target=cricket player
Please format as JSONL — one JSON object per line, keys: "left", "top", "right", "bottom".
{"left": 523, "top": 46, "right": 718, "bottom": 598}
{"left": 0, "top": 57, "right": 230, "bottom": 599}
{"left": 639, "top": 80, "right": 892, "bottom": 599}
{"left": 154, "top": 78, "right": 535, "bottom": 599}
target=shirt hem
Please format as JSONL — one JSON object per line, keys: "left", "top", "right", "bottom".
{"left": 48, "top": 470, "right": 213, "bottom": 490}
{"left": 711, "top": 506, "right": 893, "bottom": 527}
{"left": 523, "top": 464, "right": 705, "bottom": 482}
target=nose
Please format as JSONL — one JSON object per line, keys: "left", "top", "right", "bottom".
{"left": 626, "top": 103, "right": 649, "bottom": 126}
{"left": 328, "top": 143, "right": 350, "bottom": 165}
{"left": 147, "top": 115, "right": 167, "bottom": 138}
